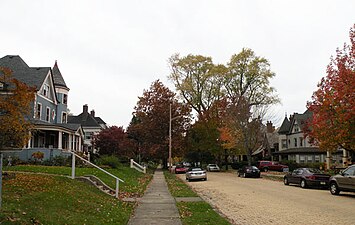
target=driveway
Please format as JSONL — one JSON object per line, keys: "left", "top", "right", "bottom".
{"left": 177, "top": 172, "right": 355, "bottom": 225}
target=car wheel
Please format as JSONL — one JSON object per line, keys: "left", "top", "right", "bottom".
{"left": 330, "top": 182, "right": 340, "bottom": 195}
{"left": 300, "top": 179, "right": 307, "bottom": 188}
{"left": 237, "top": 172, "right": 241, "bottom": 177}
{"left": 284, "top": 177, "right": 289, "bottom": 185}
{"left": 263, "top": 167, "right": 268, "bottom": 172}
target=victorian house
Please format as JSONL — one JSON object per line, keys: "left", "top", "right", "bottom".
{"left": 0, "top": 55, "right": 83, "bottom": 160}
{"left": 273, "top": 110, "right": 349, "bottom": 169}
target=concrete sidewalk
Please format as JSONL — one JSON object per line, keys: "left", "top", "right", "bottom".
{"left": 127, "top": 169, "right": 182, "bottom": 225}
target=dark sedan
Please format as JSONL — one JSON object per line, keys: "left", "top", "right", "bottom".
{"left": 284, "top": 168, "right": 330, "bottom": 188}
{"left": 238, "top": 166, "right": 261, "bottom": 178}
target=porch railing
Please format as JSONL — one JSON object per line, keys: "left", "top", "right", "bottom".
{"left": 71, "top": 152, "right": 124, "bottom": 198}
{"left": 130, "top": 159, "right": 146, "bottom": 174}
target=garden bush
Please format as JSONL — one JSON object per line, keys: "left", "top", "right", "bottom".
{"left": 95, "top": 155, "right": 122, "bottom": 168}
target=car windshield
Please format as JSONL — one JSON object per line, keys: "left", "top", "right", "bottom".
{"left": 306, "top": 168, "right": 322, "bottom": 173}
{"left": 209, "top": 164, "right": 217, "bottom": 167}
{"left": 191, "top": 168, "right": 202, "bottom": 171}
{"left": 251, "top": 166, "right": 258, "bottom": 170}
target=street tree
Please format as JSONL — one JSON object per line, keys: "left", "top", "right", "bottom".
{"left": 306, "top": 24, "right": 355, "bottom": 152}
{"left": 223, "top": 49, "right": 279, "bottom": 165}
{"left": 168, "top": 54, "right": 225, "bottom": 120}
{"left": 0, "top": 67, "right": 35, "bottom": 149}
{"left": 127, "top": 80, "right": 191, "bottom": 167}
{"left": 92, "top": 126, "right": 134, "bottom": 157}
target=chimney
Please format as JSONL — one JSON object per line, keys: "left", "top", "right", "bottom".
{"left": 266, "top": 121, "right": 275, "bottom": 133}
{"left": 90, "top": 110, "right": 95, "bottom": 117}
{"left": 83, "top": 104, "right": 88, "bottom": 114}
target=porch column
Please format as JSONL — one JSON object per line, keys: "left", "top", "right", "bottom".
{"left": 58, "top": 132, "right": 62, "bottom": 150}
{"left": 78, "top": 135, "right": 82, "bottom": 151}
{"left": 326, "top": 150, "right": 332, "bottom": 170}
{"left": 69, "top": 134, "right": 72, "bottom": 151}
{"left": 342, "top": 149, "right": 348, "bottom": 168}
{"left": 27, "top": 131, "right": 32, "bottom": 148}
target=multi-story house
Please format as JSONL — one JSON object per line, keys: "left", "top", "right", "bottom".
{"left": 0, "top": 55, "right": 83, "bottom": 160}
{"left": 274, "top": 110, "right": 348, "bottom": 169}
{"left": 68, "top": 104, "right": 107, "bottom": 153}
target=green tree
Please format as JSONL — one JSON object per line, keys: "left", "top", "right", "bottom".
{"left": 0, "top": 67, "right": 35, "bottom": 149}
{"left": 224, "top": 49, "right": 279, "bottom": 165}
{"left": 168, "top": 54, "right": 225, "bottom": 119}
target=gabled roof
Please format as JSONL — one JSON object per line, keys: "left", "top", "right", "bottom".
{"left": 0, "top": 55, "right": 50, "bottom": 90}
{"left": 278, "top": 117, "right": 291, "bottom": 134}
{"left": 52, "top": 61, "right": 69, "bottom": 89}
{"left": 68, "top": 113, "right": 102, "bottom": 128}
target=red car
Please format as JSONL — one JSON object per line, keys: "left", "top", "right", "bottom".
{"left": 175, "top": 165, "right": 187, "bottom": 174}
{"left": 257, "top": 161, "right": 289, "bottom": 172}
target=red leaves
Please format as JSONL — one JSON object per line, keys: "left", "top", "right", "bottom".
{"left": 306, "top": 24, "right": 355, "bottom": 152}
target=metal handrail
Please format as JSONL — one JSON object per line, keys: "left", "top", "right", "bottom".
{"left": 130, "top": 159, "right": 146, "bottom": 173}
{"left": 71, "top": 152, "right": 124, "bottom": 198}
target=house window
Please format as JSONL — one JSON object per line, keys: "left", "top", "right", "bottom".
{"left": 85, "top": 132, "right": 94, "bottom": 140}
{"left": 294, "top": 138, "right": 297, "bottom": 147}
{"left": 62, "top": 112, "right": 67, "bottom": 123}
{"left": 46, "top": 107, "right": 50, "bottom": 122}
{"left": 63, "top": 94, "right": 68, "bottom": 104}
{"left": 281, "top": 139, "right": 287, "bottom": 149}
{"left": 315, "top": 155, "right": 320, "bottom": 163}
{"left": 299, "top": 137, "right": 303, "bottom": 147}
{"left": 36, "top": 103, "right": 42, "bottom": 119}
{"left": 43, "top": 84, "right": 50, "bottom": 97}
{"left": 300, "top": 155, "right": 305, "bottom": 163}
{"left": 307, "top": 155, "right": 313, "bottom": 163}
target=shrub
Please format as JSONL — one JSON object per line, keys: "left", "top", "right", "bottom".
{"left": 95, "top": 155, "right": 121, "bottom": 168}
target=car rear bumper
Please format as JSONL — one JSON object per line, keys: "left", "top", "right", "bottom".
{"left": 306, "top": 180, "right": 329, "bottom": 187}
{"left": 187, "top": 174, "right": 207, "bottom": 180}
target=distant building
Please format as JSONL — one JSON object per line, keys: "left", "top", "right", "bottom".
{"left": 0, "top": 55, "right": 83, "bottom": 160}
{"left": 68, "top": 104, "right": 107, "bottom": 153}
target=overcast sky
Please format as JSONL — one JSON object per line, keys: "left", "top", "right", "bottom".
{"left": 1, "top": 0, "right": 354, "bottom": 128}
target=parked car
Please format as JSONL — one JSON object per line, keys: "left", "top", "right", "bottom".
{"left": 186, "top": 167, "right": 207, "bottom": 181}
{"left": 175, "top": 164, "right": 187, "bottom": 174}
{"left": 283, "top": 168, "right": 330, "bottom": 188}
{"left": 206, "top": 164, "right": 220, "bottom": 172}
{"left": 329, "top": 165, "right": 355, "bottom": 195}
{"left": 257, "top": 160, "right": 289, "bottom": 172}
{"left": 238, "top": 166, "right": 261, "bottom": 178}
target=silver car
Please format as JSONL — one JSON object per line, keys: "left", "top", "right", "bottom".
{"left": 186, "top": 167, "right": 207, "bottom": 181}
{"left": 206, "top": 164, "right": 220, "bottom": 172}
{"left": 329, "top": 165, "right": 355, "bottom": 195}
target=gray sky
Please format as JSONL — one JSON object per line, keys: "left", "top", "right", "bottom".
{"left": 1, "top": 0, "right": 354, "bottom": 128}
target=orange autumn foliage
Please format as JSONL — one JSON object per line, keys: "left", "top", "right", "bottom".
{"left": 306, "top": 24, "right": 355, "bottom": 152}
{"left": 0, "top": 66, "right": 35, "bottom": 149}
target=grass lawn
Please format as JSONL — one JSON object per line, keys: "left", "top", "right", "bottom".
{"left": 0, "top": 173, "right": 134, "bottom": 224}
{"left": 1, "top": 164, "right": 153, "bottom": 224}
{"left": 164, "top": 171, "right": 231, "bottom": 225}
{"left": 4, "top": 164, "right": 152, "bottom": 196}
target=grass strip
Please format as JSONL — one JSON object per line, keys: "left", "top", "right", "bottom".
{"left": 164, "top": 170, "right": 231, "bottom": 225}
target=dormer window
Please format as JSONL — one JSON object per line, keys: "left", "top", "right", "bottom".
{"left": 43, "top": 84, "right": 49, "bottom": 97}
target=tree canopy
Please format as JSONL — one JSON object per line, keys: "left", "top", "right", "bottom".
{"left": 169, "top": 49, "right": 279, "bottom": 165}
{"left": 92, "top": 126, "right": 134, "bottom": 157}
{"left": 127, "top": 80, "right": 191, "bottom": 166}
{"left": 0, "top": 67, "right": 35, "bottom": 149}
{"left": 306, "top": 24, "right": 355, "bottom": 152}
